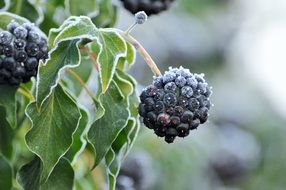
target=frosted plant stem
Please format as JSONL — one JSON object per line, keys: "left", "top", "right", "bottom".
{"left": 117, "top": 30, "right": 162, "bottom": 76}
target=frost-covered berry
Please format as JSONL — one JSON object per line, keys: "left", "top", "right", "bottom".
{"left": 186, "top": 77, "right": 198, "bottom": 89}
{"left": 163, "top": 72, "right": 176, "bottom": 83}
{"left": 138, "top": 66, "right": 212, "bottom": 143}
{"left": 175, "top": 76, "right": 186, "bottom": 87}
{"left": 163, "top": 93, "right": 177, "bottom": 107}
{"left": 181, "top": 86, "right": 193, "bottom": 98}
{"left": 15, "top": 51, "right": 28, "bottom": 62}
{"left": 0, "top": 31, "right": 13, "bottom": 45}
{"left": 26, "top": 42, "right": 39, "bottom": 56}
{"left": 13, "top": 26, "right": 28, "bottom": 39}
{"left": 14, "top": 39, "right": 26, "bottom": 49}
{"left": 7, "top": 21, "right": 20, "bottom": 33}
{"left": 164, "top": 82, "right": 177, "bottom": 92}
{"left": 0, "top": 21, "right": 48, "bottom": 86}
{"left": 28, "top": 30, "right": 41, "bottom": 43}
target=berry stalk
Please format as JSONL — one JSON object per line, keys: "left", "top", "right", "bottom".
{"left": 117, "top": 29, "right": 162, "bottom": 76}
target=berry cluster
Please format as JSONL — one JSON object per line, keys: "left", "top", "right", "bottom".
{"left": 0, "top": 21, "right": 48, "bottom": 86}
{"left": 119, "top": 0, "right": 175, "bottom": 16}
{"left": 138, "top": 67, "right": 212, "bottom": 143}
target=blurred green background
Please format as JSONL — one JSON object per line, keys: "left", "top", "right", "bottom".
{"left": 115, "top": 0, "right": 286, "bottom": 189}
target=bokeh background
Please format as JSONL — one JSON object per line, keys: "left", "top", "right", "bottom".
{"left": 115, "top": 0, "right": 286, "bottom": 189}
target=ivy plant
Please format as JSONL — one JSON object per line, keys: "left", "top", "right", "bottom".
{"left": 0, "top": 1, "right": 212, "bottom": 190}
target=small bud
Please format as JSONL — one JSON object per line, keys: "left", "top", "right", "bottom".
{"left": 135, "top": 11, "right": 148, "bottom": 24}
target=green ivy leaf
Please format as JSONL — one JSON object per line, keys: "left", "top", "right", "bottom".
{"left": 95, "top": 29, "right": 127, "bottom": 92}
{"left": 8, "top": 0, "right": 40, "bottom": 24}
{"left": 117, "top": 42, "right": 136, "bottom": 70}
{"left": 25, "top": 85, "right": 81, "bottom": 182}
{"left": 0, "top": 11, "right": 29, "bottom": 30}
{"left": 66, "top": 108, "right": 89, "bottom": 163}
{"left": 0, "top": 107, "right": 13, "bottom": 159}
{"left": 17, "top": 156, "right": 74, "bottom": 190}
{"left": 41, "top": 158, "right": 74, "bottom": 190}
{"left": 37, "top": 16, "right": 98, "bottom": 107}
{"left": 0, "top": 154, "right": 12, "bottom": 190}
{"left": 91, "top": 0, "right": 117, "bottom": 28}
{"left": 66, "top": 0, "right": 99, "bottom": 16}
{"left": 88, "top": 81, "right": 130, "bottom": 167}
{"left": 17, "top": 156, "right": 41, "bottom": 190}
{"left": 0, "top": 85, "right": 17, "bottom": 128}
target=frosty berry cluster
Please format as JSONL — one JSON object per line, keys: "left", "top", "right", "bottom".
{"left": 138, "top": 67, "right": 212, "bottom": 143}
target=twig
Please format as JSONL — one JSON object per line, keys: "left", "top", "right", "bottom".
{"left": 117, "top": 29, "right": 162, "bottom": 76}
{"left": 80, "top": 46, "right": 99, "bottom": 71}
{"left": 66, "top": 68, "right": 94, "bottom": 99}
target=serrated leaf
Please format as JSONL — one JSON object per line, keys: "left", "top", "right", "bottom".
{"left": 0, "top": 0, "right": 10, "bottom": 11}
{"left": 88, "top": 81, "right": 130, "bottom": 167}
{"left": 66, "top": 108, "right": 89, "bottom": 163}
{"left": 0, "top": 12, "right": 29, "bottom": 29}
{"left": 0, "top": 85, "right": 17, "bottom": 128}
{"left": 66, "top": 0, "right": 99, "bottom": 16}
{"left": 26, "top": 85, "right": 81, "bottom": 182}
{"left": 95, "top": 29, "right": 127, "bottom": 92}
{"left": 17, "top": 156, "right": 74, "bottom": 190}
{"left": 0, "top": 107, "right": 13, "bottom": 159}
{"left": 0, "top": 154, "right": 12, "bottom": 190}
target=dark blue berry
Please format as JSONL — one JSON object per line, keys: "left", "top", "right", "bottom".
{"left": 178, "top": 97, "right": 189, "bottom": 107}
{"left": 175, "top": 76, "right": 186, "bottom": 87}
{"left": 0, "top": 68, "right": 11, "bottom": 78}
{"left": 170, "top": 116, "right": 180, "bottom": 126}
{"left": 0, "top": 45, "right": 4, "bottom": 55}
{"left": 14, "top": 39, "right": 26, "bottom": 49}
{"left": 164, "top": 82, "right": 177, "bottom": 92}
{"left": 13, "top": 66, "right": 26, "bottom": 77}
{"left": 26, "top": 42, "right": 39, "bottom": 56}
{"left": 181, "top": 111, "right": 193, "bottom": 123}
{"left": 162, "top": 72, "right": 176, "bottom": 83}
{"left": 15, "top": 51, "right": 28, "bottom": 62}
{"left": 188, "top": 98, "right": 200, "bottom": 111}
{"left": 163, "top": 93, "right": 177, "bottom": 107}
{"left": 186, "top": 77, "right": 198, "bottom": 89}
{"left": 154, "top": 89, "right": 165, "bottom": 101}
{"left": 3, "top": 57, "right": 16, "bottom": 71}
{"left": 153, "top": 76, "right": 163, "bottom": 88}
{"left": 146, "top": 112, "right": 157, "bottom": 124}
{"left": 25, "top": 57, "right": 38, "bottom": 70}
{"left": 140, "top": 90, "right": 148, "bottom": 102}
{"left": 7, "top": 21, "right": 20, "bottom": 33}
{"left": 197, "top": 82, "right": 207, "bottom": 94}
{"left": 154, "top": 101, "right": 164, "bottom": 113}
{"left": 14, "top": 26, "right": 28, "bottom": 39}
{"left": 173, "top": 106, "right": 184, "bottom": 116}
{"left": 144, "top": 97, "right": 155, "bottom": 111}
{"left": 181, "top": 86, "right": 193, "bottom": 98}
{"left": 165, "top": 128, "right": 178, "bottom": 143}
{"left": 157, "top": 113, "right": 170, "bottom": 126}
{"left": 177, "top": 124, "right": 189, "bottom": 137}
{"left": 138, "top": 103, "right": 146, "bottom": 117}
{"left": 145, "top": 85, "right": 157, "bottom": 96}
{"left": 28, "top": 30, "right": 41, "bottom": 43}
{"left": 3, "top": 44, "right": 13, "bottom": 56}
{"left": 155, "top": 127, "right": 166, "bottom": 137}
{"left": 190, "top": 119, "right": 200, "bottom": 130}
{"left": 198, "top": 107, "right": 209, "bottom": 124}
{"left": 0, "top": 31, "right": 13, "bottom": 45}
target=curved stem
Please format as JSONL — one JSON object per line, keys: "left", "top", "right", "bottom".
{"left": 80, "top": 46, "right": 99, "bottom": 71}
{"left": 117, "top": 30, "right": 162, "bottom": 76}
{"left": 17, "top": 87, "right": 34, "bottom": 101}
{"left": 66, "top": 68, "right": 94, "bottom": 99}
